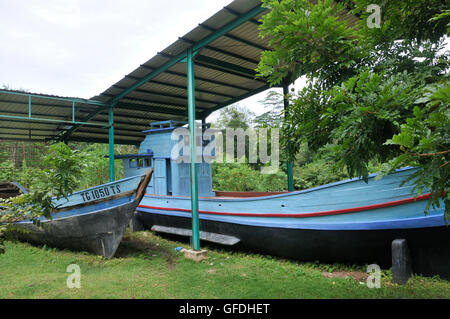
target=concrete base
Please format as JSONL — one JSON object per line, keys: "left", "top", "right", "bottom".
{"left": 181, "top": 248, "right": 208, "bottom": 262}
{"left": 392, "top": 239, "right": 413, "bottom": 285}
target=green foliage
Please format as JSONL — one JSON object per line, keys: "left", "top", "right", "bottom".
{"left": 253, "top": 90, "right": 284, "bottom": 129}
{"left": 211, "top": 104, "right": 254, "bottom": 130}
{"left": 293, "top": 145, "right": 384, "bottom": 190}
{"left": 2, "top": 233, "right": 450, "bottom": 298}
{"left": 294, "top": 158, "right": 349, "bottom": 191}
{"left": 257, "top": 0, "right": 363, "bottom": 88}
{"left": 0, "top": 232, "right": 4, "bottom": 254}
{"left": 429, "top": 9, "right": 450, "bottom": 33}
{"left": 18, "top": 160, "right": 39, "bottom": 189}
{"left": 258, "top": 0, "right": 450, "bottom": 218}
{"left": 349, "top": 0, "right": 449, "bottom": 45}
{"left": 0, "top": 160, "right": 18, "bottom": 182}
{"left": 212, "top": 161, "right": 287, "bottom": 192}
{"left": 40, "top": 143, "right": 86, "bottom": 198}
{"left": 74, "top": 143, "right": 136, "bottom": 189}
{"left": 77, "top": 143, "right": 112, "bottom": 189}
{"left": 0, "top": 143, "right": 85, "bottom": 230}
{"left": 384, "top": 79, "right": 450, "bottom": 216}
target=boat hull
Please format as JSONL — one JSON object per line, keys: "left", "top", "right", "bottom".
{"left": 11, "top": 169, "right": 153, "bottom": 258}
{"left": 16, "top": 196, "right": 139, "bottom": 258}
{"left": 135, "top": 168, "right": 449, "bottom": 278}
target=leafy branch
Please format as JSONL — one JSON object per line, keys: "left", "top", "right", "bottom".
{"left": 0, "top": 143, "right": 85, "bottom": 252}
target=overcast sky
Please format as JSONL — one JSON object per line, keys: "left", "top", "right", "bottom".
{"left": 0, "top": 0, "right": 296, "bottom": 120}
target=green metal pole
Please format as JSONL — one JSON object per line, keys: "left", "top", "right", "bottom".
{"left": 283, "top": 85, "right": 294, "bottom": 192}
{"left": 187, "top": 47, "right": 201, "bottom": 251}
{"left": 108, "top": 107, "right": 115, "bottom": 182}
{"left": 28, "top": 96, "right": 31, "bottom": 119}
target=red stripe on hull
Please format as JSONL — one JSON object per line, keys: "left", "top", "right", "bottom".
{"left": 138, "top": 193, "right": 432, "bottom": 218}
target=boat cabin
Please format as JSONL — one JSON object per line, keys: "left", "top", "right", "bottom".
{"left": 118, "top": 120, "right": 215, "bottom": 197}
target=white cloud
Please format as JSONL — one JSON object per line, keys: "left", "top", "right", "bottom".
{"left": 1, "top": 0, "right": 294, "bottom": 116}
{"left": 26, "top": 0, "right": 81, "bottom": 29}
{"left": 0, "top": 0, "right": 234, "bottom": 98}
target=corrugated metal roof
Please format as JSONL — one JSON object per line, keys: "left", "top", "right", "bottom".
{"left": 0, "top": 0, "right": 359, "bottom": 146}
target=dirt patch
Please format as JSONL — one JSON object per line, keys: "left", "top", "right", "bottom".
{"left": 115, "top": 233, "right": 177, "bottom": 269}
{"left": 322, "top": 271, "right": 369, "bottom": 282}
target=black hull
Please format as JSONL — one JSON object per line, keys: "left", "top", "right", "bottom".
{"left": 15, "top": 199, "right": 139, "bottom": 259}
{"left": 136, "top": 211, "right": 450, "bottom": 280}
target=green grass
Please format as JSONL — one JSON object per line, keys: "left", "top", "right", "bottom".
{"left": 0, "top": 231, "right": 449, "bottom": 299}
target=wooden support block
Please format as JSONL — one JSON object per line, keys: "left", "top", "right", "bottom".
{"left": 392, "top": 239, "right": 413, "bottom": 285}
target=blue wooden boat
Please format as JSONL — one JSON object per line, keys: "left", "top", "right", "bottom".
{"left": 10, "top": 169, "right": 153, "bottom": 258}
{"left": 121, "top": 121, "right": 449, "bottom": 279}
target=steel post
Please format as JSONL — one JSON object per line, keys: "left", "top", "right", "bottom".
{"left": 187, "top": 47, "right": 201, "bottom": 251}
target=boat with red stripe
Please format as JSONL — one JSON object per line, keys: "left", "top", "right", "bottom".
{"left": 119, "top": 121, "right": 449, "bottom": 279}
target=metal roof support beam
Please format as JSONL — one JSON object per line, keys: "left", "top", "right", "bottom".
{"left": 111, "top": 85, "right": 217, "bottom": 105}
{"left": 222, "top": 7, "right": 262, "bottom": 26}
{"left": 0, "top": 126, "right": 55, "bottom": 133}
{"left": 283, "top": 85, "right": 293, "bottom": 192}
{"left": 59, "top": 127, "right": 144, "bottom": 139}
{"left": 192, "top": 5, "right": 265, "bottom": 51}
{"left": 111, "top": 53, "right": 186, "bottom": 106}
{"left": 148, "top": 78, "right": 234, "bottom": 99}
{"left": 76, "top": 110, "right": 159, "bottom": 127}
{"left": 194, "top": 55, "right": 260, "bottom": 80}
{"left": 178, "top": 37, "right": 259, "bottom": 65}
{"left": 108, "top": 107, "right": 115, "bottom": 182}
{"left": 116, "top": 98, "right": 187, "bottom": 112}
{"left": 0, "top": 114, "right": 105, "bottom": 127}
{"left": 0, "top": 110, "right": 147, "bottom": 136}
{"left": 157, "top": 52, "right": 265, "bottom": 86}
{"left": 163, "top": 70, "right": 251, "bottom": 92}
{"left": 0, "top": 118, "right": 58, "bottom": 127}
{"left": 111, "top": 4, "right": 265, "bottom": 105}
{"left": 0, "top": 137, "right": 46, "bottom": 143}
{"left": 0, "top": 131, "right": 51, "bottom": 138}
{"left": 54, "top": 103, "right": 112, "bottom": 142}
{"left": 187, "top": 47, "right": 201, "bottom": 252}
{"left": 64, "top": 136, "right": 141, "bottom": 146}
{"left": 0, "top": 98, "right": 94, "bottom": 112}
{"left": 91, "top": 99, "right": 190, "bottom": 115}
{"left": 117, "top": 98, "right": 207, "bottom": 113}
{"left": 0, "top": 109, "right": 73, "bottom": 121}
{"left": 59, "top": 4, "right": 266, "bottom": 142}
{"left": 139, "top": 64, "right": 251, "bottom": 93}
{"left": 0, "top": 90, "right": 108, "bottom": 107}
{"left": 201, "top": 83, "right": 270, "bottom": 119}
{"left": 197, "top": 23, "right": 268, "bottom": 51}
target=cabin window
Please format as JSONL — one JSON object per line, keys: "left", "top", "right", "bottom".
{"left": 145, "top": 159, "right": 151, "bottom": 167}
{"left": 129, "top": 159, "right": 137, "bottom": 168}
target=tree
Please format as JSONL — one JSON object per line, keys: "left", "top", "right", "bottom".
{"left": 212, "top": 103, "right": 255, "bottom": 130}
{"left": 253, "top": 90, "right": 284, "bottom": 129}
{"left": 256, "top": 0, "right": 450, "bottom": 219}
{"left": 0, "top": 143, "right": 85, "bottom": 252}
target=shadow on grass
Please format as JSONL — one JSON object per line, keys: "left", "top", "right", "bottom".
{"left": 150, "top": 231, "right": 372, "bottom": 273}
{"left": 114, "top": 233, "right": 177, "bottom": 268}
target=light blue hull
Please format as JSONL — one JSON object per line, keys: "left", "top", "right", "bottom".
{"left": 137, "top": 167, "right": 446, "bottom": 231}
{"left": 135, "top": 167, "right": 449, "bottom": 278}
